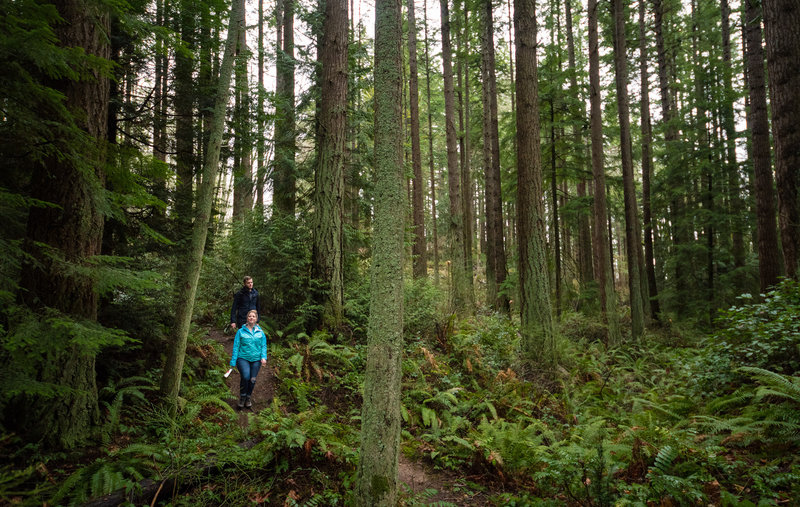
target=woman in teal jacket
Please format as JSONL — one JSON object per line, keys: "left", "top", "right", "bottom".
{"left": 230, "top": 309, "right": 267, "bottom": 408}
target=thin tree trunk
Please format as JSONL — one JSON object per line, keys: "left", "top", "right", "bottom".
{"left": 356, "top": 0, "right": 405, "bottom": 500}
{"left": 589, "top": 0, "right": 621, "bottom": 343}
{"left": 440, "top": 0, "right": 470, "bottom": 313}
{"left": 565, "top": 0, "right": 593, "bottom": 289}
{"left": 312, "top": 0, "right": 348, "bottom": 330}
{"left": 174, "top": 1, "right": 195, "bottom": 229}
{"left": 423, "top": 0, "right": 439, "bottom": 286}
{"left": 550, "top": 100, "right": 561, "bottom": 318}
{"left": 481, "top": 0, "right": 509, "bottom": 312}
{"left": 720, "top": 0, "right": 745, "bottom": 273}
{"left": 613, "top": 0, "right": 644, "bottom": 338}
{"left": 274, "top": 0, "right": 296, "bottom": 217}
{"left": 744, "top": 0, "right": 781, "bottom": 290}
{"left": 256, "top": 0, "right": 266, "bottom": 209}
{"left": 763, "top": 0, "right": 800, "bottom": 280}
{"left": 653, "top": 0, "right": 687, "bottom": 313}
{"left": 456, "top": 6, "right": 473, "bottom": 293}
{"left": 408, "top": 0, "right": 426, "bottom": 279}
{"left": 639, "top": 0, "right": 660, "bottom": 320}
{"left": 232, "top": 13, "right": 253, "bottom": 220}
{"left": 160, "top": 0, "right": 245, "bottom": 410}
{"left": 515, "top": 0, "right": 555, "bottom": 365}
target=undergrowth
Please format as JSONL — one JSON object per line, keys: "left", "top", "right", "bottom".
{"left": 1, "top": 281, "right": 797, "bottom": 505}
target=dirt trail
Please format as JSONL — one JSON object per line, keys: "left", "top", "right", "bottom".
{"left": 209, "top": 327, "right": 275, "bottom": 426}
{"left": 209, "top": 327, "right": 493, "bottom": 504}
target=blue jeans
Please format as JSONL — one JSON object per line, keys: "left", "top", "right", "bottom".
{"left": 236, "top": 358, "right": 262, "bottom": 397}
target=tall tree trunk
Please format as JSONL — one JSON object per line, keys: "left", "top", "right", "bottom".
{"left": 256, "top": 0, "right": 266, "bottom": 209}
{"left": 481, "top": 0, "right": 509, "bottom": 312}
{"left": 174, "top": 0, "right": 196, "bottom": 230}
{"left": 691, "top": 0, "right": 714, "bottom": 322}
{"left": 356, "top": 0, "right": 405, "bottom": 501}
{"left": 763, "top": 0, "right": 800, "bottom": 280}
{"left": 565, "top": 0, "right": 593, "bottom": 289}
{"left": 423, "top": 0, "right": 439, "bottom": 286}
{"left": 639, "top": 0, "right": 660, "bottom": 320}
{"left": 745, "top": 0, "right": 781, "bottom": 290}
{"left": 408, "top": 0, "right": 426, "bottom": 279}
{"left": 232, "top": 13, "right": 253, "bottom": 220}
{"left": 440, "top": 0, "right": 470, "bottom": 313}
{"left": 653, "top": 0, "right": 687, "bottom": 313}
{"left": 720, "top": 0, "right": 745, "bottom": 274}
{"left": 589, "top": 0, "right": 620, "bottom": 343}
{"left": 456, "top": 6, "right": 473, "bottom": 292}
{"left": 160, "top": 0, "right": 245, "bottom": 410}
{"left": 515, "top": 0, "right": 555, "bottom": 365}
{"left": 613, "top": 0, "right": 643, "bottom": 338}
{"left": 550, "top": 100, "right": 561, "bottom": 318}
{"left": 274, "top": 0, "right": 296, "bottom": 217}
{"left": 312, "top": 0, "right": 348, "bottom": 330}
{"left": 18, "top": 0, "right": 110, "bottom": 449}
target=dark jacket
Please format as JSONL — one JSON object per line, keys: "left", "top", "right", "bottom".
{"left": 230, "top": 287, "right": 260, "bottom": 327}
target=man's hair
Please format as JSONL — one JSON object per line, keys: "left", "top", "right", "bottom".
{"left": 243, "top": 276, "right": 253, "bottom": 284}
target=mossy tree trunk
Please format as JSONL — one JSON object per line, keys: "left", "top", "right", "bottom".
{"left": 356, "top": 0, "right": 405, "bottom": 501}
{"left": 312, "top": 0, "right": 347, "bottom": 330}
{"left": 159, "top": 0, "right": 245, "bottom": 410}
{"left": 514, "top": 0, "right": 555, "bottom": 366}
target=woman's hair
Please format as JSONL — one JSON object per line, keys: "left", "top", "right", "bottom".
{"left": 247, "top": 309, "right": 258, "bottom": 318}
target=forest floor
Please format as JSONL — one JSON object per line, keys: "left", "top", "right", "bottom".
{"left": 209, "top": 328, "right": 496, "bottom": 505}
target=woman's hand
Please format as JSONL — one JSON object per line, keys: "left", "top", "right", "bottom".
{"left": 261, "top": 359, "right": 267, "bottom": 365}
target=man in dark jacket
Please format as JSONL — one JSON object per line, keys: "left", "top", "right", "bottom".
{"left": 230, "top": 276, "right": 260, "bottom": 330}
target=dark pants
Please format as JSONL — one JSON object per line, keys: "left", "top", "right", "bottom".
{"left": 236, "top": 358, "right": 261, "bottom": 397}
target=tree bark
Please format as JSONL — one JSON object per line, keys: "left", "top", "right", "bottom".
{"left": 408, "top": 0, "right": 427, "bottom": 279}
{"left": 481, "top": 0, "right": 509, "bottom": 312}
{"left": 565, "top": 0, "right": 593, "bottom": 290}
{"left": 744, "top": 0, "right": 781, "bottom": 290}
{"left": 763, "top": 0, "right": 800, "bottom": 280}
{"left": 515, "top": 0, "right": 555, "bottom": 365}
{"left": 232, "top": 12, "right": 253, "bottom": 220}
{"left": 18, "top": 0, "right": 111, "bottom": 449}
{"left": 440, "top": 0, "right": 470, "bottom": 313}
{"left": 423, "top": 0, "right": 440, "bottom": 286}
{"left": 274, "top": 0, "right": 297, "bottom": 217}
{"left": 639, "top": 0, "right": 660, "bottom": 321}
{"left": 589, "top": 0, "right": 621, "bottom": 343}
{"left": 174, "top": 0, "right": 196, "bottom": 230}
{"left": 613, "top": 0, "right": 643, "bottom": 338}
{"left": 312, "top": 0, "right": 348, "bottom": 330}
{"left": 356, "top": 0, "right": 405, "bottom": 501}
{"left": 160, "top": 0, "right": 245, "bottom": 410}
{"left": 653, "top": 0, "right": 687, "bottom": 313}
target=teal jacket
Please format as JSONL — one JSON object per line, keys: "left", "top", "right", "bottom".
{"left": 230, "top": 324, "right": 267, "bottom": 366}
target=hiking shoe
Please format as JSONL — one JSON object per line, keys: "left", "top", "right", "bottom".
{"left": 245, "top": 396, "right": 252, "bottom": 408}
{"left": 238, "top": 396, "right": 245, "bottom": 409}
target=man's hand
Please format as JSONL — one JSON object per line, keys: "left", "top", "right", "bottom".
{"left": 231, "top": 322, "right": 237, "bottom": 330}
